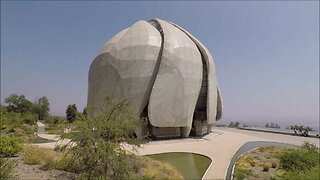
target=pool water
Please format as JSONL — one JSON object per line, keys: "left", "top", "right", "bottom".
{"left": 145, "top": 152, "right": 211, "bottom": 179}
{"left": 30, "top": 136, "right": 57, "bottom": 143}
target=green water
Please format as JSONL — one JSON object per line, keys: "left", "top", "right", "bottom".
{"left": 30, "top": 136, "right": 56, "bottom": 143}
{"left": 145, "top": 152, "right": 211, "bottom": 180}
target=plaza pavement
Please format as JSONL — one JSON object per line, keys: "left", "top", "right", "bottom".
{"left": 33, "top": 122, "right": 319, "bottom": 179}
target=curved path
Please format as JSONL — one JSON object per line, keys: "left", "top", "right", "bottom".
{"left": 135, "top": 127, "right": 319, "bottom": 180}
{"left": 33, "top": 122, "right": 70, "bottom": 148}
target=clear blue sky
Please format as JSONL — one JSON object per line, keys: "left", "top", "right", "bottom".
{"left": 1, "top": 1, "right": 319, "bottom": 128}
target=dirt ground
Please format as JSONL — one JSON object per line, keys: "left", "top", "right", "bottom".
{"left": 11, "top": 157, "right": 75, "bottom": 180}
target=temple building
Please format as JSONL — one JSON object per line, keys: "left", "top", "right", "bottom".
{"left": 87, "top": 19, "right": 222, "bottom": 138}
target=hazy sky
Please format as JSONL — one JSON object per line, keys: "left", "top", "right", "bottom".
{"left": 1, "top": 1, "right": 319, "bottom": 128}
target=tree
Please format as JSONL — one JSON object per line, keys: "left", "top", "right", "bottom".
{"left": 66, "top": 104, "right": 78, "bottom": 123}
{"left": 82, "top": 107, "right": 87, "bottom": 116}
{"left": 290, "top": 125, "right": 298, "bottom": 135}
{"left": 270, "top": 122, "right": 275, "bottom": 128}
{"left": 303, "top": 126, "right": 312, "bottom": 137}
{"left": 234, "top": 121, "right": 240, "bottom": 127}
{"left": 4, "top": 94, "right": 33, "bottom": 113}
{"left": 229, "top": 122, "right": 234, "bottom": 127}
{"left": 265, "top": 123, "right": 269, "bottom": 128}
{"left": 34, "top": 96, "right": 50, "bottom": 120}
{"left": 297, "top": 125, "right": 304, "bottom": 135}
{"left": 60, "top": 97, "right": 144, "bottom": 179}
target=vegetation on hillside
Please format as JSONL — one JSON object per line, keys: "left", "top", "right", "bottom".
{"left": 1, "top": 94, "right": 67, "bottom": 141}
{"left": 233, "top": 142, "right": 320, "bottom": 180}
{"left": 265, "top": 122, "right": 281, "bottom": 129}
{"left": 1, "top": 107, "right": 38, "bottom": 142}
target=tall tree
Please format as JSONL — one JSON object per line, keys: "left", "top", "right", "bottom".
{"left": 34, "top": 96, "right": 50, "bottom": 120}
{"left": 265, "top": 123, "right": 269, "bottom": 128}
{"left": 4, "top": 94, "right": 33, "bottom": 113}
{"left": 66, "top": 104, "right": 78, "bottom": 123}
{"left": 82, "top": 107, "right": 87, "bottom": 116}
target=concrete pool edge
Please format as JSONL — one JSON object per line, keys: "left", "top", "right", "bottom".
{"left": 201, "top": 155, "right": 213, "bottom": 180}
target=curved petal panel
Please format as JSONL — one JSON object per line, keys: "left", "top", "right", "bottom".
{"left": 148, "top": 19, "right": 203, "bottom": 136}
{"left": 216, "top": 85, "right": 223, "bottom": 120}
{"left": 168, "top": 22, "right": 221, "bottom": 125}
{"left": 88, "top": 21, "right": 162, "bottom": 116}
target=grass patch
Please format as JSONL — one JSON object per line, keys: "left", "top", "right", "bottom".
{"left": 0, "top": 157, "right": 16, "bottom": 179}
{"left": 280, "top": 167, "right": 320, "bottom": 180}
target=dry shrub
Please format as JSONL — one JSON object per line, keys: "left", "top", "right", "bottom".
{"left": 271, "top": 162, "right": 277, "bottom": 168}
{"left": 22, "top": 145, "right": 62, "bottom": 168}
{"left": 245, "top": 156, "right": 256, "bottom": 167}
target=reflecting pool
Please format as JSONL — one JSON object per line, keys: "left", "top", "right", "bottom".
{"left": 145, "top": 152, "right": 211, "bottom": 179}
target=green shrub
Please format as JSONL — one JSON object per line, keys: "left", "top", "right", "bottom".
{"left": 47, "top": 115, "right": 65, "bottom": 124}
{"left": 279, "top": 148, "right": 319, "bottom": 171}
{"left": 281, "top": 167, "right": 320, "bottom": 180}
{"left": 1, "top": 124, "right": 8, "bottom": 130}
{"left": 22, "top": 112, "right": 37, "bottom": 125}
{"left": 0, "top": 135, "right": 22, "bottom": 157}
{"left": 301, "top": 141, "right": 319, "bottom": 153}
{"left": 234, "top": 166, "right": 253, "bottom": 180}
{"left": 0, "top": 157, "right": 16, "bottom": 179}
{"left": 261, "top": 163, "right": 270, "bottom": 172}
